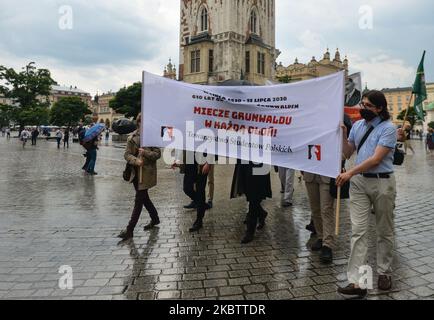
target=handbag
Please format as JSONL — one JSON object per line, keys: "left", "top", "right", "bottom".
{"left": 393, "top": 146, "right": 405, "bottom": 165}
{"left": 122, "top": 163, "right": 133, "bottom": 182}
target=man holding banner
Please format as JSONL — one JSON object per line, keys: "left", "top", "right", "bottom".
{"left": 337, "top": 90, "right": 397, "bottom": 298}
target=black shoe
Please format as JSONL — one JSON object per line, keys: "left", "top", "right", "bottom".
{"left": 241, "top": 233, "right": 254, "bottom": 244}
{"left": 378, "top": 275, "right": 392, "bottom": 291}
{"left": 117, "top": 229, "right": 133, "bottom": 240}
{"left": 282, "top": 201, "right": 293, "bottom": 207}
{"left": 306, "top": 221, "right": 317, "bottom": 235}
{"left": 87, "top": 171, "right": 98, "bottom": 176}
{"left": 144, "top": 219, "right": 160, "bottom": 231}
{"left": 320, "top": 246, "right": 333, "bottom": 264}
{"left": 184, "top": 201, "right": 197, "bottom": 209}
{"left": 311, "top": 239, "right": 323, "bottom": 251}
{"left": 337, "top": 284, "right": 368, "bottom": 299}
{"left": 189, "top": 222, "right": 203, "bottom": 232}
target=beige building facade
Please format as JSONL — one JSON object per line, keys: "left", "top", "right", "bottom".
{"left": 94, "top": 92, "right": 124, "bottom": 128}
{"left": 382, "top": 83, "right": 434, "bottom": 127}
{"left": 275, "top": 49, "right": 349, "bottom": 83}
{"left": 50, "top": 85, "right": 92, "bottom": 108}
{"left": 423, "top": 83, "right": 434, "bottom": 132}
{"left": 179, "top": 0, "right": 278, "bottom": 85}
{"left": 381, "top": 87, "right": 412, "bottom": 124}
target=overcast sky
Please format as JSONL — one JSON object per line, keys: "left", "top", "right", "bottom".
{"left": 0, "top": 0, "right": 432, "bottom": 96}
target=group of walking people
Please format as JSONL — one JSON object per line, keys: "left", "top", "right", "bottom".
{"left": 113, "top": 90, "right": 406, "bottom": 298}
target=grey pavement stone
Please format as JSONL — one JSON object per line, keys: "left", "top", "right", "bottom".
{"left": 177, "top": 281, "right": 202, "bottom": 290}
{"left": 290, "top": 286, "right": 317, "bottom": 298}
{"left": 72, "top": 287, "right": 100, "bottom": 296}
{"left": 245, "top": 293, "right": 268, "bottom": 300}
{"left": 204, "top": 279, "right": 227, "bottom": 288}
{"left": 181, "top": 289, "right": 205, "bottom": 299}
{"left": 155, "top": 282, "right": 178, "bottom": 291}
{"left": 243, "top": 284, "right": 266, "bottom": 294}
{"left": 205, "top": 288, "right": 218, "bottom": 298}
{"left": 83, "top": 279, "right": 109, "bottom": 287}
{"left": 0, "top": 139, "right": 433, "bottom": 300}
{"left": 157, "top": 290, "right": 181, "bottom": 300}
{"left": 137, "top": 292, "right": 156, "bottom": 300}
{"left": 219, "top": 295, "right": 245, "bottom": 300}
{"left": 229, "top": 277, "right": 251, "bottom": 286}
{"left": 219, "top": 286, "right": 243, "bottom": 296}
{"left": 410, "top": 286, "right": 434, "bottom": 298}
{"left": 267, "top": 290, "right": 293, "bottom": 300}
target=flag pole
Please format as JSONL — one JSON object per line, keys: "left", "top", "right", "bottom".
{"left": 335, "top": 186, "right": 341, "bottom": 236}
{"left": 402, "top": 93, "right": 415, "bottom": 129}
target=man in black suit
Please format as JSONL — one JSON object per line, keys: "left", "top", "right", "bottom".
{"left": 345, "top": 79, "right": 361, "bottom": 107}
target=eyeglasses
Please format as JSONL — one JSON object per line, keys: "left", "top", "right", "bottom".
{"left": 359, "top": 101, "right": 377, "bottom": 109}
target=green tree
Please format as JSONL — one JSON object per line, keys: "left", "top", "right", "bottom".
{"left": 50, "top": 97, "right": 92, "bottom": 127}
{"left": 0, "top": 62, "right": 55, "bottom": 129}
{"left": 276, "top": 75, "right": 292, "bottom": 83}
{"left": 109, "top": 82, "right": 141, "bottom": 118}
{"left": 428, "top": 121, "right": 434, "bottom": 130}
{"left": 397, "top": 107, "right": 426, "bottom": 129}
{"left": 0, "top": 104, "right": 14, "bottom": 128}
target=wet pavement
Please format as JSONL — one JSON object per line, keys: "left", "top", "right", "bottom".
{"left": 0, "top": 136, "right": 433, "bottom": 300}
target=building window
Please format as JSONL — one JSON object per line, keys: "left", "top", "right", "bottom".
{"left": 201, "top": 8, "right": 208, "bottom": 32}
{"left": 257, "top": 52, "right": 265, "bottom": 75}
{"left": 246, "top": 51, "right": 250, "bottom": 73}
{"left": 208, "top": 50, "right": 214, "bottom": 73}
{"left": 191, "top": 50, "right": 201, "bottom": 73}
{"left": 250, "top": 10, "right": 258, "bottom": 34}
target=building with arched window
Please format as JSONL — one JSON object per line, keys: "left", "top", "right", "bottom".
{"left": 200, "top": 7, "right": 208, "bottom": 32}
{"left": 179, "top": 0, "right": 278, "bottom": 85}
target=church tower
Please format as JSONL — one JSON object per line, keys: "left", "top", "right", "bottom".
{"left": 179, "top": 0, "right": 278, "bottom": 85}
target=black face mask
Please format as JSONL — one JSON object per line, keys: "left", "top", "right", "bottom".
{"left": 360, "top": 109, "right": 378, "bottom": 121}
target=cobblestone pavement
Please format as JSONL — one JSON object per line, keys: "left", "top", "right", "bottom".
{"left": 0, "top": 136, "right": 433, "bottom": 300}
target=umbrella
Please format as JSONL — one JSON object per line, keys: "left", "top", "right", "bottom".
{"left": 82, "top": 123, "right": 105, "bottom": 143}
{"left": 112, "top": 119, "right": 137, "bottom": 135}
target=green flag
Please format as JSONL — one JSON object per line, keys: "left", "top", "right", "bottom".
{"left": 412, "top": 51, "right": 427, "bottom": 121}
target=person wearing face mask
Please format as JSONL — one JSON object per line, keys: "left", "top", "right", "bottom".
{"left": 336, "top": 90, "right": 398, "bottom": 299}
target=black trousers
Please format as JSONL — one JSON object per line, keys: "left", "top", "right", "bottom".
{"left": 183, "top": 164, "right": 197, "bottom": 202}
{"left": 31, "top": 137, "right": 37, "bottom": 145}
{"left": 184, "top": 164, "right": 208, "bottom": 223}
{"left": 245, "top": 201, "right": 267, "bottom": 235}
{"left": 127, "top": 179, "right": 159, "bottom": 232}
{"left": 194, "top": 172, "right": 208, "bottom": 223}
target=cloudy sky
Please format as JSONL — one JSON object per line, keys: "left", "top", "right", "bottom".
{"left": 0, "top": 0, "right": 432, "bottom": 96}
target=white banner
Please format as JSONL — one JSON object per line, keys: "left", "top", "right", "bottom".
{"left": 141, "top": 71, "right": 344, "bottom": 178}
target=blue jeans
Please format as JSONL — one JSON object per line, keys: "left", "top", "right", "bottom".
{"left": 87, "top": 149, "right": 97, "bottom": 173}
